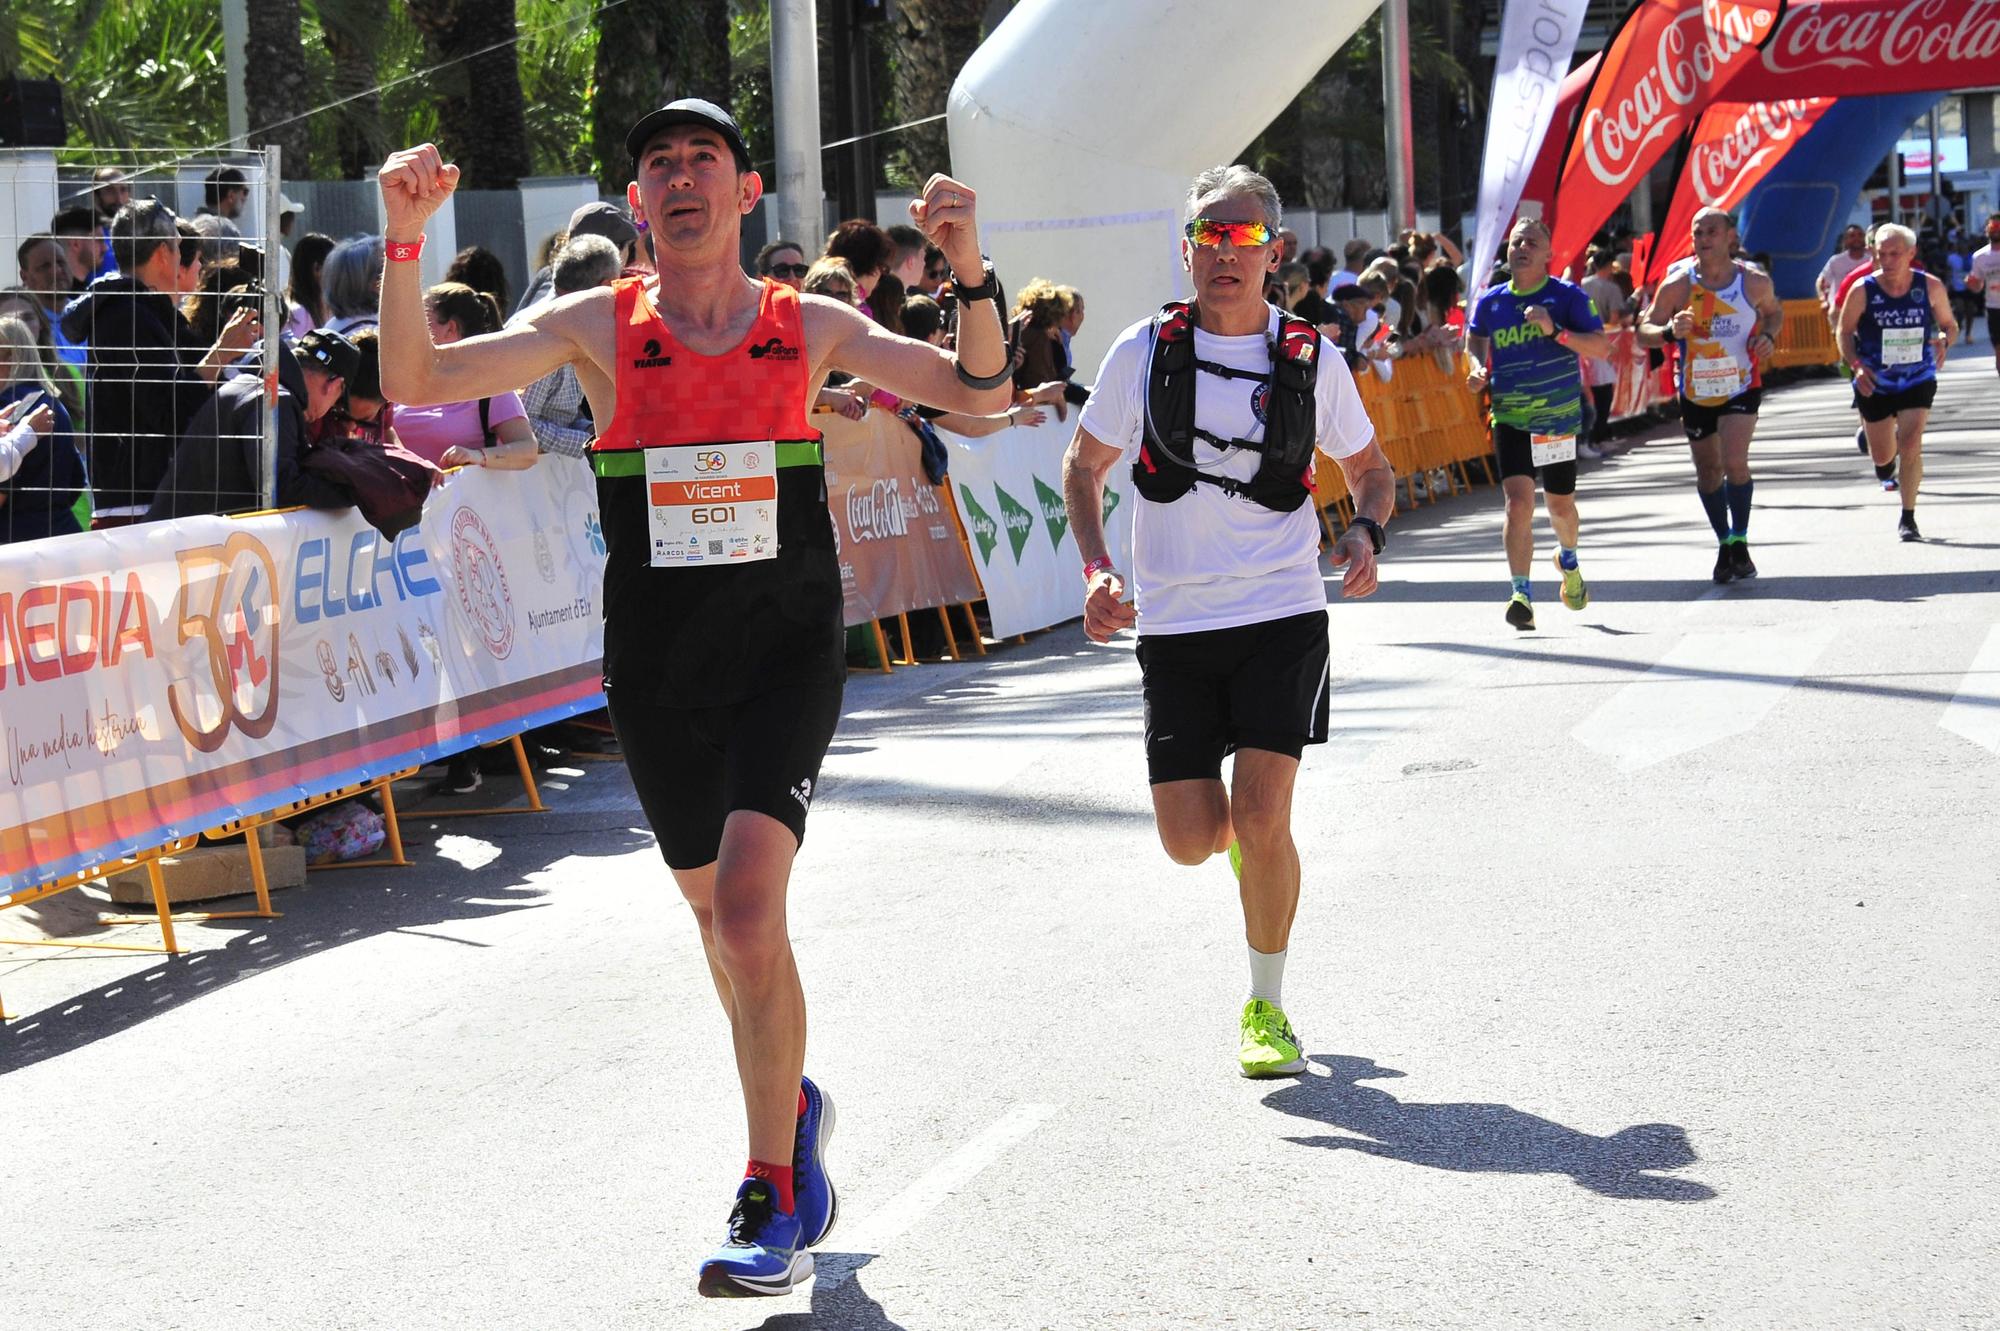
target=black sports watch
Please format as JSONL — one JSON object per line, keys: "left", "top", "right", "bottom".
{"left": 1345, "top": 515, "right": 1386, "bottom": 555}
{"left": 951, "top": 261, "right": 1000, "bottom": 304}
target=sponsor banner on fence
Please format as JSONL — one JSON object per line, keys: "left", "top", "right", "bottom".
{"left": 0, "top": 457, "right": 607, "bottom": 894}
{"left": 1467, "top": 0, "right": 1591, "bottom": 300}
{"left": 1651, "top": 97, "right": 1836, "bottom": 275}
{"left": 820, "top": 410, "right": 985, "bottom": 626}
{"left": 942, "top": 417, "right": 1135, "bottom": 640}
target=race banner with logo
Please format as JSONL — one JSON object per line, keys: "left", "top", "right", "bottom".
{"left": 819, "top": 409, "right": 984, "bottom": 626}
{"left": 0, "top": 458, "right": 606, "bottom": 894}
{"left": 1549, "top": 0, "right": 1784, "bottom": 271}
{"left": 942, "top": 416, "right": 1135, "bottom": 641}
{"left": 1720, "top": 0, "right": 2000, "bottom": 101}
{"left": 1466, "top": 0, "right": 1592, "bottom": 300}
{"left": 1652, "top": 97, "right": 1836, "bottom": 273}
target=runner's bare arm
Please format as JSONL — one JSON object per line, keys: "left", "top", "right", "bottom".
{"left": 1748, "top": 270, "right": 1784, "bottom": 363}
{"left": 1329, "top": 438, "right": 1394, "bottom": 599}
{"left": 1556, "top": 318, "right": 1612, "bottom": 361}
{"left": 1061, "top": 424, "right": 1136, "bottom": 642}
{"left": 1835, "top": 282, "right": 1872, "bottom": 392}
{"left": 1637, "top": 273, "right": 1691, "bottom": 347}
{"left": 375, "top": 144, "right": 590, "bottom": 406}
{"left": 1927, "top": 273, "right": 1959, "bottom": 356}
{"left": 1464, "top": 333, "right": 1490, "bottom": 391}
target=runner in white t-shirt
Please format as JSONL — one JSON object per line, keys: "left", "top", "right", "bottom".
{"left": 1965, "top": 212, "right": 2000, "bottom": 379}
{"left": 1818, "top": 224, "right": 1872, "bottom": 324}
{"left": 1061, "top": 164, "right": 1394, "bottom": 1081}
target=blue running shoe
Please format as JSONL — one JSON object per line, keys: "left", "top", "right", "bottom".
{"left": 794, "top": 1076, "right": 839, "bottom": 1247}
{"left": 696, "top": 1178, "right": 811, "bottom": 1298}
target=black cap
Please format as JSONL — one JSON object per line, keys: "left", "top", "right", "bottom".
{"left": 567, "top": 201, "right": 639, "bottom": 250}
{"left": 297, "top": 329, "right": 359, "bottom": 382}
{"left": 1331, "top": 283, "right": 1369, "bottom": 302}
{"left": 625, "top": 98, "right": 751, "bottom": 171}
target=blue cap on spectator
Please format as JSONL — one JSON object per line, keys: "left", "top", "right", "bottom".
{"left": 625, "top": 98, "right": 751, "bottom": 172}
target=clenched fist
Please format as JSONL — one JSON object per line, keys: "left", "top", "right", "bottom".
{"left": 379, "top": 144, "right": 461, "bottom": 242}
{"left": 909, "top": 175, "right": 984, "bottom": 278}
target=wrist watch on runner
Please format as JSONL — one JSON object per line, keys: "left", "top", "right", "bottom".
{"left": 1345, "top": 515, "right": 1386, "bottom": 555}
{"left": 952, "top": 261, "right": 1001, "bottom": 304}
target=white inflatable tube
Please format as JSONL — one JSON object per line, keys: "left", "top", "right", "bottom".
{"left": 948, "top": 0, "right": 1386, "bottom": 374}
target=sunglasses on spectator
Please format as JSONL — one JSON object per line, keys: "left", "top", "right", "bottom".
{"left": 1184, "top": 219, "right": 1275, "bottom": 249}
{"left": 767, "top": 263, "right": 811, "bottom": 278}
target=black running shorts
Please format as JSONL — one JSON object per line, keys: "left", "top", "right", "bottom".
{"left": 608, "top": 679, "right": 845, "bottom": 870}
{"left": 1492, "top": 423, "right": 1578, "bottom": 495}
{"left": 1857, "top": 378, "right": 1937, "bottom": 424}
{"left": 1681, "top": 387, "right": 1762, "bottom": 442}
{"left": 1986, "top": 308, "right": 2000, "bottom": 345}
{"left": 1135, "top": 610, "right": 1331, "bottom": 785}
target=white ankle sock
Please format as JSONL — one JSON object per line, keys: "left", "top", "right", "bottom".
{"left": 1247, "top": 945, "right": 1287, "bottom": 1008}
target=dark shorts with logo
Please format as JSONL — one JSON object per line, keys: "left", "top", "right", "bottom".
{"left": 1681, "top": 387, "right": 1762, "bottom": 442}
{"left": 1492, "top": 423, "right": 1578, "bottom": 495}
{"left": 609, "top": 680, "right": 845, "bottom": 870}
{"left": 1857, "top": 377, "right": 1937, "bottom": 423}
{"left": 1136, "top": 610, "right": 1330, "bottom": 785}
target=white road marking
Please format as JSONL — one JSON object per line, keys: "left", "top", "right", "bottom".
{"left": 1572, "top": 627, "right": 1838, "bottom": 772}
{"left": 1940, "top": 625, "right": 2000, "bottom": 754}
{"left": 816, "top": 1102, "right": 1059, "bottom": 1289}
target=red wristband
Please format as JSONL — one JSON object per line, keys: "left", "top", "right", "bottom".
{"left": 1082, "top": 557, "right": 1115, "bottom": 582}
{"left": 386, "top": 236, "right": 425, "bottom": 263}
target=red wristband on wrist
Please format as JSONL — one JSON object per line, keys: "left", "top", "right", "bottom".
{"left": 1082, "top": 557, "right": 1114, "bottom": 582}
{"left": 386, "top": 236, "right": 425, "bottom": 263}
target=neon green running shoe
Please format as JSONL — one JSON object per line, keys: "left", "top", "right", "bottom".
{"left": 1552, "top": 551, "right": 1589, "bottom": 611}
{"left": 1238, "top": 999, "right": 1306, "bottom": 1078}
{"left": 1227, "top": 841, "right": 1242, "bottom": 881}
{"left": 1505, "top": 591, "right": 1536, "bottom": 631}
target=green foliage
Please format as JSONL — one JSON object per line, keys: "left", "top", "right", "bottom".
{"left": 3, "top": 0, "right": 228, "bottom": 157}
{"left": 727, "top": 0, "right": 774, "bottom": 173}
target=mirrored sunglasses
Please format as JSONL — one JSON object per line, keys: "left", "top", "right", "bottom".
{"left": 1185, "top": 219, "right": 1275, "bottom": 249}
{"left": 769, "top": 263, "right": 811, "bottom": 278}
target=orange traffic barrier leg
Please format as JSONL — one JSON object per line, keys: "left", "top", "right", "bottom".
{"left": 936, "top": 606, "right": 962, "bottom": 661}
{"left": 893, "top": 613, "right": 920, "bottom": 666}
{"left": 871, "top": 620, "right": 894, "bottom": 674}
{"left": 958, "top": 604, "right": 987, "bottom": 656}
{"left": 423, "top": 736, "right": 549, "bottom": 818}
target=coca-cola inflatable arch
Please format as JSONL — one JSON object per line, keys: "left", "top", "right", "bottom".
{"left": 1522, "top": 0, "right": 2000, "bottom": 273}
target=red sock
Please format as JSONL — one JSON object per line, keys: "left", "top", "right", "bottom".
{"left": 798, "top": 1089, "right": 808, "bottom": 1118}
{"left": 746, "top": 1158, "right": 795, "bottom": 1213}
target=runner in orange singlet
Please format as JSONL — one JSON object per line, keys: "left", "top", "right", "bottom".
{"left": 376, "top": 101, "right": 1012, "bottom": 1298}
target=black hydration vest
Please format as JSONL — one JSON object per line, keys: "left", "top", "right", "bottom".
{"left": 1133, "top": 301, "right": 1321, "bottom": 513}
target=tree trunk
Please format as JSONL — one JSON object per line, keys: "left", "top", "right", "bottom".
{"left": 1298, "top": 61, "right": 1350, "bottom": 212}
{"left": 402, "top": 0, "right": 531, "bottom": 189}
{"left": 321, "top": 0, "right": 390, "bottom": 180}
{"left": 590, "top": 0, "right": 731, "bottom": 194}
{"left": 884, "top": 0, "right": 986, "bottom": 183}
{"left": 244, "top": 0, "right": 313, "bottom": 174}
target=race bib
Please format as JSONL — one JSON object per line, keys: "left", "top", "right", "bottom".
{"left": 1531, "top": 433, "right": 1577, "bottom": 467}
{"left": 644, "top": 441, "right": 778, "bottom": 567}
{"left": 1689, "top": 355, "right": 1744, "bottom": 401}
{"left": 1881, "top": 327, "right": 1925, "bottom": 366}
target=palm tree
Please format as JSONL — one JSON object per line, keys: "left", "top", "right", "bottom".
{"left": 591, "top": 0, "right": 730, "bottom": 194}
{"left": 318, "top": 0, "right": 392, "bottom": 180}
{"left": 245, "top": 0, "right": 313, "bottom": 171}
{"left": 401, "top": 0, "right": 531, "bottom": 189}
{"left": 883, "top": 0, "right": 986, "bottom": 182}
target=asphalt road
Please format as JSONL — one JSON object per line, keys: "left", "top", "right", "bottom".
{"left": 4, "top": 355, "right": 1996, "bottom": 1330}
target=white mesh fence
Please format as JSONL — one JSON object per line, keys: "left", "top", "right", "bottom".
{"left": 0, "top": 146, "right": 282, "bottom": 539}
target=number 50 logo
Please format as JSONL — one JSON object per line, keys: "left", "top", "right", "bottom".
{"left": 168, "top": 532, "right": 282, "bottom": 753}
{"left": 693, "top": 450, "right": 727, "bottom": 473}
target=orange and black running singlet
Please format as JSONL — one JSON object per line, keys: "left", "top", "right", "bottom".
{"left": 590, "top": 277, "right": 843, "bottom": 705}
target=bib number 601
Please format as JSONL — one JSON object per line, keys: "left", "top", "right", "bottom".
{"left": 690, "top": 506, "right": 737, "bottom": 524}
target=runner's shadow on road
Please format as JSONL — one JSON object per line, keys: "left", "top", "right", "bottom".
{"left": 1264, "top": 1055, "right": 1715, "bottom": 1203}
{"left": 749, "top": 1256, "right": 905, "bottom": 1330}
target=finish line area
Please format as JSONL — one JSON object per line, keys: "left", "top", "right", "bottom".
{"left": 5, "top": 354, "right": 1993, "bottom": 1331}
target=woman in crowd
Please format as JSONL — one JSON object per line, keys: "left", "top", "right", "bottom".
{"left": 823, "top": 219, "right": 893, "bottom": 313}
{"left": 0, "top": 314, "right": 86, "bottom": 542}
{"left": 1009, "top": 277, "right": 1070, "bottom": 394}
{"left": 323, "top": 235, "right": 385, "bottom": 337}
{"left": 444, "top": 245, "right": 509, "bottom": 316}
{"left": 314, "top": 329, "right": 394, "bottom": 447}
{"left": 392, "top": 283, "right": 536, "bottom": 471}
{"left": 756, "top": 240, "right": 810, "bottom": 291}
{"left": 286, "top": 232, "right": 336, "bottom": 337}
{"left": 0, "top": 290, "right": 84, "bottom": 418}
{"left": 868, "top": 272, "right": 906, "bottom": 337}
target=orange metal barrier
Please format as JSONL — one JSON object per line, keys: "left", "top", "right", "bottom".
{"left": 1771, "top": 298, "right": 1839, "bottom": 369}
{"left": 1315, "top": 351, "right": 1495, "bottom": 536}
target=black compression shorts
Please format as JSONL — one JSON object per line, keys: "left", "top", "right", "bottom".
{"left": 1857, "top": 378, "right": 1936, "bottom": 423}
{"left": 1492, "top": 423, "right": 1578, "bottom": 496}
{"left": 609, "top": 679, "right": 845, "bottom": 870}
{"left": 1681, "top": 387, "right": 1762, "bottom": 442}
{"left": 1136, "top": 610, "right": 1330, "bottom": 785}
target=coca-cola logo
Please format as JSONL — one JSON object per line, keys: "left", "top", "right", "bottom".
{"left": 1689, "top": 98, "right": 1828, "bottom": 205}
{"left": 1763, "top": 0, "right": 2000, "bottom": 74}
{"left": 1579, "top": 5, "right": 1773, "bottom": 188}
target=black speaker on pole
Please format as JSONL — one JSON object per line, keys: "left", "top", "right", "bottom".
{"left": 0, "top": 77, "right": 67, "bottom": 148}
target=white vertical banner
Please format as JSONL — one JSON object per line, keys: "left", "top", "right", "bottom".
{"left": 942, "top": 417, "right": 1134, "bottom": 640}
{"left": 1467, "top": 0, "right": 1591, "bottom": 299}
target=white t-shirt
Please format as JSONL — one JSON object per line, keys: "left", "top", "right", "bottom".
{"left": 1819, "top": 250, "right": 1871, "bottom": 305}
{"left": 1970, "top": 244, "right": 2000, "bottom": 310}
{"left": 1078, "top": 308, "right": 1375, "bottom": 637}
